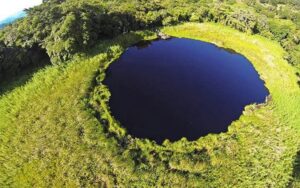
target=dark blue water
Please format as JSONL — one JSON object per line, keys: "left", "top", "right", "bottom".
{"left": 104, "top": 38, "right": 269, "bottom": 144}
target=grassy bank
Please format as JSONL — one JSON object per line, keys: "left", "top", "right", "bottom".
{"left": 0, "top": 23, "right": 299, "bottom": 187}
{"left": 163, "top": 23, "right": 300, "bottom": 131}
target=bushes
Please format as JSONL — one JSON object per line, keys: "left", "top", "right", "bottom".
{"left": 226, "top": 10, "right": 258, "bottom": 34}
{"left": 169, "top": 149, "right": 210, "bottom": 173}
{"left": 1, "top": 19, "right": 300, "bottom": 188}
{"left": 1, "top": 0, "right": 300, "bottom": 70}
{"left": 0, "top": 42, "right": 49, "bottom": 80}
{"left": 0, "top": 0, "right": 300, "bottom": 186}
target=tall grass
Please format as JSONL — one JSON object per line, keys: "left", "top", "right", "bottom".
{"left": 0, "top": 23, "right": 299, "bottom": 187}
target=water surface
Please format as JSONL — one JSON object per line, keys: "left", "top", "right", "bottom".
{"left": 104, "top": 38, "right": 269, "bottom": 143}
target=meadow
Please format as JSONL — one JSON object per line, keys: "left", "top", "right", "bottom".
{"left": 1, "top": 22, "right": 300, "bottom": 187}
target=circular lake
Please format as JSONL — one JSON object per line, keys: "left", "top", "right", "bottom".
{"left": 104, "top": 38, "right": 269, "bottom": 143}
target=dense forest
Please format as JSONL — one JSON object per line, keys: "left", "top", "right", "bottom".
{"left": 1, "top": 0, "right": 300, "bottom": 187}
{"left": 1, "top": 0, "right": 300, "bottom": 77}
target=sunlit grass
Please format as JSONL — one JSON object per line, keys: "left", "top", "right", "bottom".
{"left": 163, "top": 23, "right": 300, "bottom": 130}
{"left": 0, "top": 23, "right": 299, "bottom": 187}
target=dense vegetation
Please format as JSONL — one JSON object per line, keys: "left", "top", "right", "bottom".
{"left": 0, "top": 0, "right": 300, "bottom": 187}
{"left": 1, "top": 0, "right": 300, "bottom": 73}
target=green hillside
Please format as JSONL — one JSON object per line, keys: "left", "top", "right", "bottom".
{"left": 0, "top": 0, "right": 300, "bottom": 187}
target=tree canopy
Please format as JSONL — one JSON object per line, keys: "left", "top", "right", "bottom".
{"left": 1, "top": 0, "right": 300, "bottom": 73}
{"left": 1, "top": 0, "right": 300, "bottom": 187}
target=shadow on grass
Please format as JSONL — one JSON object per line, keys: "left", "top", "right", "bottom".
{"left": 0, "top": 63, "right": 50, "bottom": 96}
{"left": 85, "top": 30, "right": 156, "bottom": 58}
{"left": 0, "top": 30, "right": 155, "bottom": 97}
{"left": 289, "top": 151, "right": 300, "bottom": 187}
{"left": 0, "top": 44, "right": 51, "bottom": 95}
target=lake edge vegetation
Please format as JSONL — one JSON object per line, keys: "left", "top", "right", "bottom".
{"left": 0, "top": 22, "right": 299, "bottom": 187}
{"left": 1, "top": 0, "right": 300, "bottom": 187}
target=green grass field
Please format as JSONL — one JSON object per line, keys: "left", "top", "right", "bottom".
{"left": 0, "top": 23, "right": 299, "bottom": 187}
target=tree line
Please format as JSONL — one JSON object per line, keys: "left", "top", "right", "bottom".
{"left": 0, "top": 0, "right": 300, "bottom": 80}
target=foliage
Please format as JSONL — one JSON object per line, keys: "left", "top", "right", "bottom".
{"left": 1, "top": 23, "right": 298, "bottom": 187}
{"left": 0, "top": 42, "right": 49, "bottom": 80}
{"left": 1, "top": 0, "right": 300, "bottom": 67}
{"left": 1, "top": 0, "right": 300, "bottom": 187}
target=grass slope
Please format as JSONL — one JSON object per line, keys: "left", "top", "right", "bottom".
{"left": 163, "top": 23, "right": 300, "bottom": 130}
{"left": 0, "top": 23, "right": 299, "bottom": 187}
{"left": 163, "top": 23, "right": 300, "bottom": 187}
{"left": 0, "top": 32, "right": 156, "bottom": 187}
